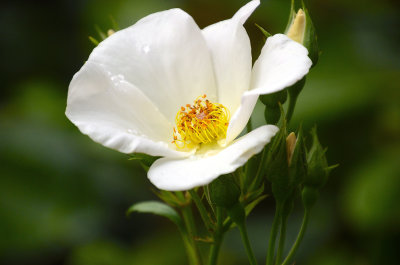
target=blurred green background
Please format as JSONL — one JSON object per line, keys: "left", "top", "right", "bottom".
{"left": 1, "top": 0, "right": 399, "bottom": 264}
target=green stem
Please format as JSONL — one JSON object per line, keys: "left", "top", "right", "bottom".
{"left": 286, "top": 77, "right": 306, "bottom": 123}
{"left": 181, "top": 232, "right": 202, "bottom": 265}
{"left": 181, "top": 205, "right": 202, "bottom": 265}
{"left": 285, "top": 93, "right": 298, "bottom": 123}
{"left": 208, "top": 207, "right": 224, "bottom": 265}
{"left": 238, "top": 222, "right": 258, "bottom": 265}
{"left": 275, "top": 213, "right": 289, "bottom": 265}
{"left": 266, "top": 203, "right": 283, "bottom": 265}
{"left": 189, "top": 190, "right": 214, "bottom": 231}
{"left": 281, "top": 209, "right": 310, "bottom": 265}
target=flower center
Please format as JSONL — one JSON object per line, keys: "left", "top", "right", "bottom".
{"left": 172, "top": 95, "right": 230, "bottom": 149}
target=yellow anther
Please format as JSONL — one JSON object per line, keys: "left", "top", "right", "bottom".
{"left": 173, "top": 96, "right": 230, "bottom": 149}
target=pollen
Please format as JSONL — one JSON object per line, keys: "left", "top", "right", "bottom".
{"left": 172, "top": 95, "right": 230, "bottom": 149}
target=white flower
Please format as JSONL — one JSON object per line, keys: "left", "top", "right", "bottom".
{"left": 66, "top": 0, "right": 312, "bottom": 191}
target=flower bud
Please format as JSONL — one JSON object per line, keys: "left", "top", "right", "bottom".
{"left": 266, "top": 124, "right": 308, "bottom": 204}
{"left": 287, "top": 127, "right": 307, "bottom": 187}
{"left": 286, "top": 132, "right": 297, "bottom": 166}
{"left": 107, "top": 29, "right": 115, "bottom": 36}
{"left": 261, "top": 90, "right": 287, "bottom": 125}
{"left": 209, "top": 174, "right": 241, "bottom": 208}
{"left": 208, "top": 175, "right": 245, "bottom": 226}
{"left": 305, "top": 127, "right": 330, "bottom": 189}
{"left": 286, "top": 9, "right": 306, "bottom": 44}
{"left": 285, "top": 0, "right": 319, "bottom": 66}
{"left": 301, "top": 128, "right": 336, "bottom": 210}
{"left": 265, "top": 122, "right": 290, "bottom": 203}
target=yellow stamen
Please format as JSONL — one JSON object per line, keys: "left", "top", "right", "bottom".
{"left": 173, "top": 95, "right": 230, "bottom": 149}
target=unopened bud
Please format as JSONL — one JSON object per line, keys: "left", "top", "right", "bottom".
{"left": 285, "top": 0, "right": 319, "bottom": 66}
{"left": 305, "top": 127, "right": 335, "bottom": 189}
{"left": 107, "top": 29, "right": 115, "bottom": 36}
{"left": 286, "top": 132, "right": 297, "bottom": 166}
{"left": 209, "top": 174, "right": 240, "bottom": 208}
{"left": 287, "top": 9, "right": 306, "bottom": 44}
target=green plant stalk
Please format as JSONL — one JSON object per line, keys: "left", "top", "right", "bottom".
{"left": 286, "top": 92, "right": 298, "bottom": 123}
{"left": 281, "top": 209, "right": 310, "bottom": 265}
{"left": 189, "top": 190, "right": 214, "bottom": 231}
{"left": 275, "top": 212, "right": 289, "bottom": 265}
{"left": 208, "top": 207, "right": 224, "bottom": 265}
{"left": 181, "top": 231, "right": 202, "bottom": 265}
{"left": 181, "top": 205, "right": 203, "bottom": 265}
{"left": 238, "top": 222, "right": 259, "bottom": 265}
{"left": 266, "top": 203, "right": 283, "bottom": 265}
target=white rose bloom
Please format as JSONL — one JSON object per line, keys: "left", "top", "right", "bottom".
{"left": 66, "top": 0, "right": 312, "bottom": 191}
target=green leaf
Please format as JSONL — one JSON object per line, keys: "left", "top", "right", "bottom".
{"left": 127, "top": 201, "right": 183, "bottom": 229}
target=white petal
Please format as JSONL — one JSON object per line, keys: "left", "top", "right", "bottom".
{"left": 225, "top": 92, "right": 259, "bottom": 143}
{"left": 202, "top": 0, "right": 259, "bottom": 113}
{"left": 148, "top": 125, "right": 278, "bottom": 191}
{"left": 88, "top": 9, "right": 217, "bottom": 123}
{"left": 232, "top": 0, "right": 260, "bottom": 24}
{"left": 66, "top": 62, "right": 188, "bottom": 158}
{"left": 250, "top": 34, "right": 312, "bottom": 95}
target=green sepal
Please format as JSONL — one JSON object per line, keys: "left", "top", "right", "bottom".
{"left": 154, "top": 190, "right": 185, "bottom": 208}
{"left": 302, "top": 2, "right": 319, "bottom": 66}
{"left": 288, "top": 126, "right": 307, "bottom": 189}
{"left": 129, "top": 153, "right": 160, "bottom": 172}
{"left": 245, "top": 194, "right": 268, "bottom": 216}
{"left": 88, "top": 36, "right": 100, "bottom": 46}
{"left": 264, "top": 112, "right": 290, "bottom": 203}
{"left": 126, "top": 201, "right": 184, "bottom": 229}
{"left": 284, "top": 0, "right": 298, "bottom": 33}
{"left": 243, "top": 153, "right": 262, "bottom": 193}
{"left": 244, "top": 184, "right": 265, "bottom": 204}
{"left": 209, "top": 174, "right": 241, "bottom": 208}
{"left": 255, "top": 23, "right": 272, "bottom": 40}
